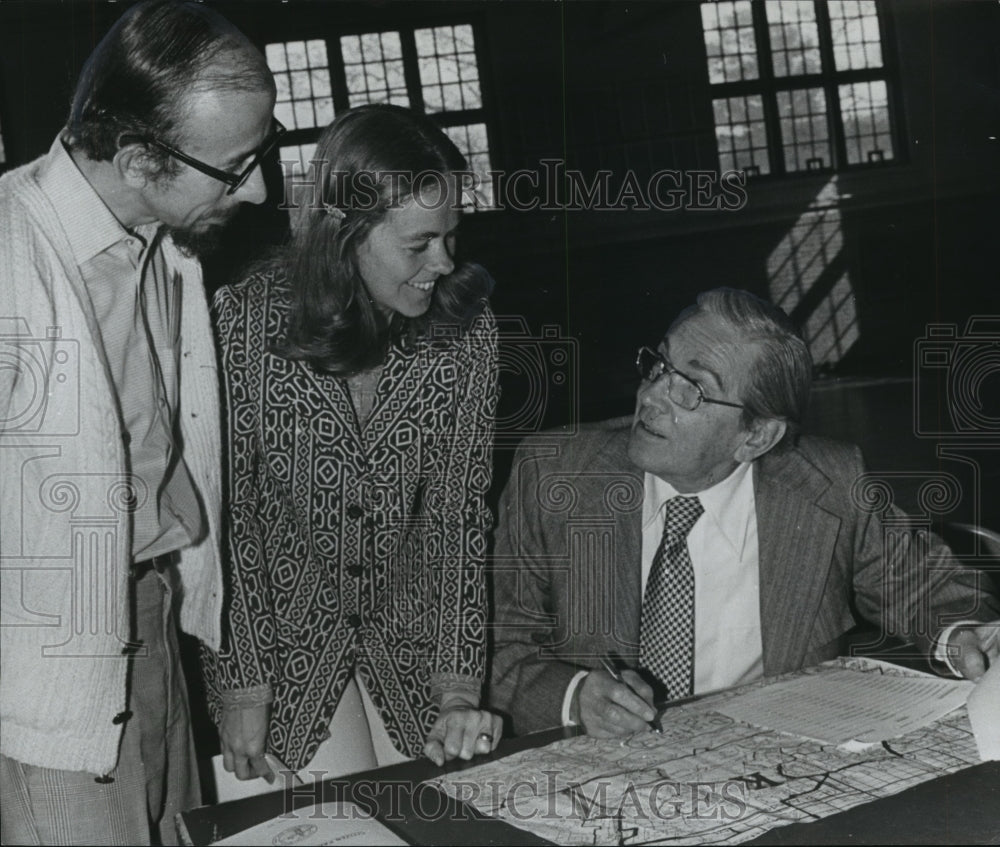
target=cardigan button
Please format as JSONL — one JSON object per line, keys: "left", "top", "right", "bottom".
{"left": 347, "top": 613, "right": 362, "bottom": 628}
{"left": 347, "top": 504, "right": 364, "bottom": 519}
{"left": 347, "top": 565, "right": 363, "bottom": 578}
{"left": 112, "top": 710, "right": 133, "bottom": 725}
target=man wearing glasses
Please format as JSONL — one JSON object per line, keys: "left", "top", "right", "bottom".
{"left": 490, "top": 288, "right": 998, "bottom": 738}
{"left": 0, "top": 1, "right": 275, "bottom": 843}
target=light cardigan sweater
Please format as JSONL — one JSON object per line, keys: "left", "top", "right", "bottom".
{"left": 0, "top": 147, "right": 223, "bottom": 775}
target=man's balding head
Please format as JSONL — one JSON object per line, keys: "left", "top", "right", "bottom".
{"left": 66, "top": 0, "right": 274, "bottom": 180}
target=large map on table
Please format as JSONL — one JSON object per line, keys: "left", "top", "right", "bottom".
{"left": 425, "top": 659, "right": 981, "bottom": 845}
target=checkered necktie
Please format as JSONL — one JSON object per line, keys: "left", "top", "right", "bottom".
{"left": 639, "top": 495, "right": 704, "bottom": 700}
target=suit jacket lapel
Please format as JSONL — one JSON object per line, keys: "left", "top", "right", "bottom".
{"left": 362, "top": 342, "right": 434, "bottom": 453}
{"left": 591, "top": 428, "right": 644, "bottom": 656}
{"left": 754, "top": 448, "right": 842, "bottom": 675}
{"left": 290, "top": 358, "right": 363, "bottom": 451}
{"left": 262, "top": 280, "right": 363, "bottom": 451}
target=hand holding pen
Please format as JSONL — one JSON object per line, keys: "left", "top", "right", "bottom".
{"left": 600, "top": 657, "right": 663, "bottom": 734}
{"left": 571, "top": 655, "right": 660, "bottom": 738}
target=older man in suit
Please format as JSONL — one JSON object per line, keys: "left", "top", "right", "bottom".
{"left": 489, "top": 288, "right": 999, "bottom": 737}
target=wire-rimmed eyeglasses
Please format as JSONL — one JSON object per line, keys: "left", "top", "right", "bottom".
{"left": 120, "top": 119, "right": 286, "bottom": 195}
{"left": 635, "top": 346, "right": 745, "bottom": 412}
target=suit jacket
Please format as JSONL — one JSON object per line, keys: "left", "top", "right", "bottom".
{"left": 204, "top": 269, "right": 498, "bottom": 769}
{"left": 489, "top": 418, "right": 998, "bottom": 735}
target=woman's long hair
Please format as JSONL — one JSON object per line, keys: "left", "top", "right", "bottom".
{"left": 273, "top": 104, "right": 491, "bottom": 376}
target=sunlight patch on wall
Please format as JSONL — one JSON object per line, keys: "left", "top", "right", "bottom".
{"left": 801, "top": 274, "right": 860, "bottom": 366}
{"left": 767, "top": 178, "right": 858, "bottom": 367}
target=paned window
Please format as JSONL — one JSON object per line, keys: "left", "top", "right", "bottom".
{"left": 267, "top": 40, "right": 334, "bottom": 131}
{"left": 702, "top": 0, "right": 900, "bottom": 176}
{"left": 266, "top": 22, "right": 495, "bottom": 210}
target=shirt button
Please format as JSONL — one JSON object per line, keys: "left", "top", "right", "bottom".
{"left": 347, "top": 504, "right": 364, "bottom": 519}
{"left": 347, "top": 613, "right": 362, "bottom": 628}
{"left": 347, "top": 565, "right": 363, "bottom": 578}
{"left": 112, "top": 710, "right": 133, "bottom": 725}
{"left": 94, "top": 774, "right": 115, "bottom": 784}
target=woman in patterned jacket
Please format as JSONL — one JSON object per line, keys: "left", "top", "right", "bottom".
{"left": 203, "top": 104, "right": 502, "bottom": 784}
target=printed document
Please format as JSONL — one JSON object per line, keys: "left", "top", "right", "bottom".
{"left": 714, "top": 667, "right": 973, "bottom": 744}
{"left": 966, "top": 660, "right": 1000, "bottom": 761}
{"left": 211, "top": 801, "right": 406, "bottom": 846}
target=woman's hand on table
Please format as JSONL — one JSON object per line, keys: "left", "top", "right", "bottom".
{"left": 423, "top": 691, "right": 503, "bottom": 766}
{"left": 220, "top": 702, "right": 276, "bottom": 783}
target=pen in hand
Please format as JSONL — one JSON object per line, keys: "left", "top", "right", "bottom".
{"left": 599, "top": 656, "right": 663, "bottom": 733}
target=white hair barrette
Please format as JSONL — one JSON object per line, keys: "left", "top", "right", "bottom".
{"left": 322, "top": 202, "right": 346, "bottom": 223}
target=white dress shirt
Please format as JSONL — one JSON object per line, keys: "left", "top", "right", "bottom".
{"left": 563, "top": 461, "right": 764, "bottom": 722}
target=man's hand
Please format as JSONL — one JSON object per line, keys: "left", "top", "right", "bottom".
{"left": 946, "top": 622, "right": 1000, "bottom": 681}
{"left": 575, "top": 669, "right": 656, "bottom": 737}
{"left": 423, "top": 690, "right": 503, "bottom": 767}
{"left": 220, "top": 702, "right": 276, "bottom": 783}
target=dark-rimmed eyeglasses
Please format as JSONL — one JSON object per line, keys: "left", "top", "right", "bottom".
{"left": 121, "top": 119, "right": 286, "bottom": 195}
{"left": 635, "top": 346, "right": 745, "bottom": 412}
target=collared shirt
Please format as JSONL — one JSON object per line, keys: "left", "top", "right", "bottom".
{"left": 36, "top": 138, "right": 203, "bottom": 559}
{"left": 640, "top": 462, "right": 763, "bottom": 693}
{"left": 641, "top": 469, "right": 964, "bottom": 681}
{"left": 562, "top": 461, "right": 763, "bottom": 723}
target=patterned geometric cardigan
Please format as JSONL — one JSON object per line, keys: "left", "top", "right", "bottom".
{"left": 203, "top": 268, "right": 498, "bottom": 769}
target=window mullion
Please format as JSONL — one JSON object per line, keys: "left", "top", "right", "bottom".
{"left": 430, "top": 109, "right": 484, "bottom": 129}
{"left": 399, "top": 30, "right": 425, "bottom": 114}
{"left": 876, "top": 3, "right": 907, "bottom": 165}
{"left": 814, "top": 0, "right": 847, "bottom": 171}
{"left": 469, "top": 22, "right": 500, "bottom": 172}
{"left": 329, "top": 36, "right": 351, "bottom": 113}
{"left": 751, "top": 0, "right": 784, "bottom": 177}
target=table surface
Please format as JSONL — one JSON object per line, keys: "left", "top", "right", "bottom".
{"left": 179, "top": 727, "right": 572, "bottom": 846}
{"left": 179, "top": 730, "right": 999, "bottom": 846}
{"left": 180, "top": 648, "right": 997, "bottom": 846}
